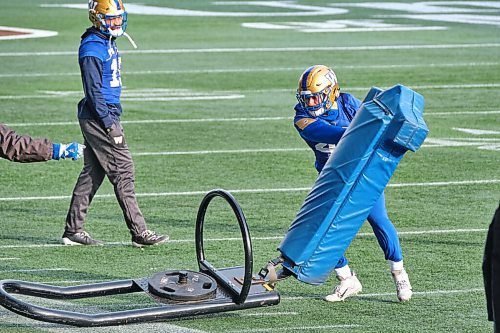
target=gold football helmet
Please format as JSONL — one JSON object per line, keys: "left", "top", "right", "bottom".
{"left": 88, "top": 0, "right": 128, "bottom": 37}
{"left": 296, "top": 65, "right": 340, "bottom": 117}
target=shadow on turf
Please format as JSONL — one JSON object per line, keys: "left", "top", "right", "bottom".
{"left": 0, "top": 233, "right": 63, "bottom": 245}
{"left": 0, "top": 267, "right": 122, "bottom": 283}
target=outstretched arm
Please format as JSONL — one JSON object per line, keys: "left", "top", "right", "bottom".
{"left": 0, "top": 123, "right": 84, "bottom": 163}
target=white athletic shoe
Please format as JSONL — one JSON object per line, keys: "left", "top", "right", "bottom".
{"left": 324, "top": 272, "right": 362, "bottom": 302}
{"left": 392, "top": 269, "right": 413, "bottom": 302}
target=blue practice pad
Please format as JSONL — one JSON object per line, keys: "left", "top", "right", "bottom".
{"left": 279, "top": 84, "right": 428, "bottom": 285}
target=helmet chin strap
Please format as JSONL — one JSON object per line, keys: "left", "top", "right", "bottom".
{"left": 104, "top": 26, "right": 137, "bottom": 49}
{"left": 123, "top": 32, "right": 137, "bottom": 49}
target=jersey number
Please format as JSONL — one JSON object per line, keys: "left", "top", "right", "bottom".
{"left": 315, "top": 143, "right": 335, "bottom": 153}
{"left": 110, "top": 57, "right": 122, "bottom": 88}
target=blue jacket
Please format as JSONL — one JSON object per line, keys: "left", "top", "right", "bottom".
{"left": 77, "top": 27, "right": 122, "bottom": 130}
{"left": 294, "top": 92, "right": 361, "bottom": 172}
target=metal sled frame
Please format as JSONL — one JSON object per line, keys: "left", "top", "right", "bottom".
{"left": 0, "top": 189, "right": 280, "bottom": 327}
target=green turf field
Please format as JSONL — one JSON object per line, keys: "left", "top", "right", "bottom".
{"left": 1, "top": 1, "right": 499, "bottom": 332}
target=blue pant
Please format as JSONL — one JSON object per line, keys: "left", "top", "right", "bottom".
{"left": 335, "top": 192, "right": 403, "bottom": 269}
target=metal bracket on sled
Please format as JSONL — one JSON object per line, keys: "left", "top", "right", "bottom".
{"left": 0, "top": 189, "right": 280, "bottom": 327}
{"left": 258, "top": 256, "right": 293, "bottom": 290}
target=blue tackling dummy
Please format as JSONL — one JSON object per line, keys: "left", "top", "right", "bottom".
{"left": 276, "top": 84, "right": 428, "bottom": 285}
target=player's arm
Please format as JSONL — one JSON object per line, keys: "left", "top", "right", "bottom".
{"left": 0, "top": 123, "right": 53, "bottom": 162}
{"left": 0, "top": 123, "right": 85, "bottom": 162}
{"left": 79, "top": 56, "right": 114, "bottom": 130}
{"left": 294, "top": 117, "right": 346, "bottom": 144}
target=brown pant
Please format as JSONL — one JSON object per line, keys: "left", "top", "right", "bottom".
{"left": 64, "top": 118, "right": 146, "bottom": 237}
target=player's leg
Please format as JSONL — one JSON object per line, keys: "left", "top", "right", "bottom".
{"left": 368, "top": 193, "right": 412, "bottom": 301}
{"left": 325, "top": 256, "right": 362, "bottom": 302}
{"left": 83, "top": 119, "right": 167, "bottom": 246}
{"left": 63, "top": 123, "right": 106, "bottom": 245}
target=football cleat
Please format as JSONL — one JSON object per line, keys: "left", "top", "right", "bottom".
{"left": 88, "top": 0, "right": 128, "bottom": 37}
{"left": 392, "top": 269, "right": 413, "bottom": 302}
{"left": 324, "top": 271, "right": 362, "bottom": 302}
{"left": 296, "top": 65, "right": 340, "bottom": 117}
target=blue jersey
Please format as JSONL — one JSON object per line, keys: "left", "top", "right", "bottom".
{"left": 77, "top": 27, "right": 122, "bottom": 130}
{"left": 294, "top": 92, "right": 361, "bottom": 172}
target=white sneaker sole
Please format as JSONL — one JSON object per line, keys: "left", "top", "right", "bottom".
{"left": 61, "top": 237, "right": 104, "bottom": 246}
{"left": 62, "top": 237, "right": 83, "bottom": 245}
{"left": 398, "top": 290, "right": 413, "bottom": 302}
{"left": 324, "top": 286, "right": 362, "bottom": 302}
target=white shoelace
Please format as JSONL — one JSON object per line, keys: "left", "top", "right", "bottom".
{"left": 142, "top": 230, "right": 159, "bottom": 240}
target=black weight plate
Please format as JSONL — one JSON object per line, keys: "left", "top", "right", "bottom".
{"left": 148, "top": 270, "right": 217, "bottom": 302}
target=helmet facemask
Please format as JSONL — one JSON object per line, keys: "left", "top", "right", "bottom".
{"left": 296, "top": 65, "right": 340, "bottom": 117}
{"left": 88, "top": 0, "right": 128, "bottom": 37}
{"left": 100, "top": 12, "right": 127, "bottom": 37}
{"left": 296, "top": 86, "right": 335, "bottom": 117}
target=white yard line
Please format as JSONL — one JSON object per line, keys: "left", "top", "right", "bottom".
{"left": 0, "top": 257, "right": 20, "bottom": 261}
{"left": 226, "top": 325, "right": 360, "bottom": 332}
{"left": 0, "top": 228, "right": 489, "bottom": 250}
{"left": 132, "top": 139, "right": 500, "bottom": 156}
{"left": 453, "top": 128, "right": 500, "bottom": 135}
{"left": 2, "top": 268, "right": 69, "bottom": 273}
{"left": 0, "top": 94, "right": 244, "bottom": 101}
{"left": 0, "top": 42, "right": 499, "bottom": 57}
{"left": 1, "top": 83, "right": 500, "bottom": 100}
{"left": 6, "top": 117, "right": 291, "bottom": 127}
{"left": 428, "top": 110, "right": 500, "bottom": 116}
{"left": 0, "top": 62, "right": 497, "bottom": 78}
{"left": 0, "top": 179, "right": 497, "bottom": 203}
{"left": 238, "top": 311, "right": 298, "bottom": 317}
{"left": 4, "top": 111, "right": 500, "bottom": 128}
{"left": 283, "top": 288, "right": 484, "bottom": 301}
{"left": 133, "top": 148, "right": 309, "bottom": 156}
{"left": 123, "top": 95, "right": 245, "bottom": 102}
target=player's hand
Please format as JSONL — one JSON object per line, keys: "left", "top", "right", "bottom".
{"left": 53, "top": 142, "right": 85, "bottom": 160}
{"left": 106, "top": 123, "right": 124, "bottom": 145}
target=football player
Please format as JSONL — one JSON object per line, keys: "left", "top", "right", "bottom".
{"left": 0, "top": 123, "right": 83, "bottom": 162}
{"left": 293, "top": 65, "right": 412, "bottom": 302}
{"left": 63, "top": 0, "right": 168, "bottom": 247}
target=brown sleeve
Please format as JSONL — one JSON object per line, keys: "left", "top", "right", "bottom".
{"left": 0, "top": 123, "right": 53, "bottom": 162}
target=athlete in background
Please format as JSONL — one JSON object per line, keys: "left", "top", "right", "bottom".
{"left": 293, "top": 65, "right": 412, "bottom": 302}
{"left": 63, "top": 0, "right": 168, "bottom": 247}
{"left": 1, "top": 123, "right": 83, "bottom": 162}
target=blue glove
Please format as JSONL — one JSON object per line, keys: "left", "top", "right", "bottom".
{"left": 52, "top": 142, "right": 85, "bottom": 160}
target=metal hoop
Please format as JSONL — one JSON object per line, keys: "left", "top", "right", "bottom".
{"left": 195, "top": 189, "right": 252, "bottom": 304}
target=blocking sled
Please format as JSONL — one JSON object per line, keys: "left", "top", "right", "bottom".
{"left": 0, "top": 189, "right": 280, "bottom": 327}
